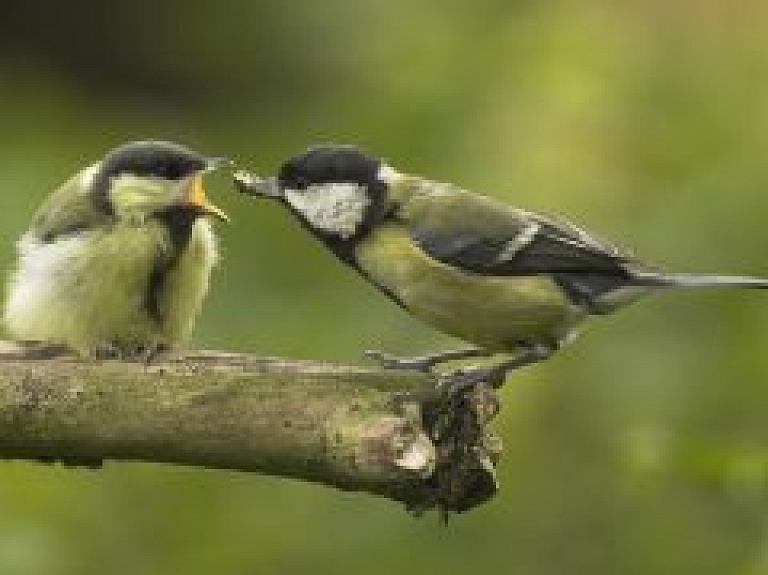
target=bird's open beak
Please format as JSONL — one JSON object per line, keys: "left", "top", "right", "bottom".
{"left": 180, "top": 172, "right": 229, "bottom": 222}
{"left": 233, "top": 171, "right": 282, "bottom": 199}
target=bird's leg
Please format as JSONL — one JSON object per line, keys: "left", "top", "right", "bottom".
{"left": 363, "top": 347, "right": 493, "bottom": 373}
{"left": 439, "top": 343, "right": 555, "bottom": 396}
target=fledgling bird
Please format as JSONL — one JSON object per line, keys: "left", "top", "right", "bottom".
{"left": 234, "top": 145, "right": 768, "bottom": 389}
{"left": 4, "top": 141, "right": 228, "bottom": 359}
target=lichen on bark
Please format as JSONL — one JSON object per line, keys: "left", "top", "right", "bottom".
{"left": 0, "top": 343, "right": 500, "bottom": 514}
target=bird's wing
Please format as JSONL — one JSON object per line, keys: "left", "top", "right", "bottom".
{"left": 27, "top": 171, "right": 113, "bottom": 243}
{"left": 402, "top": 181, "right": 644, "bottom": 310}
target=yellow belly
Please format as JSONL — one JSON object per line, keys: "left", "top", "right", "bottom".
{"left": 355, "top": 224, "right": 586, "bottom": 351}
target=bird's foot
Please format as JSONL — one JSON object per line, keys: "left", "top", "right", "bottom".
{"left": 437, "top": 342, "right": 555, "bottom": 397}
{"left": 438, "top": 366, "right": 507, "bottom": 398}
{"left": 433, "top": 365, "right": 509, "bottom": 424}
{"left": 91, "top": 342, "right": 169, "bottom": 364}
{"left": 135, "top": 343, "right": 169, "bottom": 365}
{"left": 363, "top": 347, "right": 491, "bottom": 374}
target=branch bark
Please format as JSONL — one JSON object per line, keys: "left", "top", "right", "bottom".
{"left": 0, "top": 342, "right": 500, "bottom": 514}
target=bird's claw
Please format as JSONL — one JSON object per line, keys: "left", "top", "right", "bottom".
{"left": 91, "top": 342, "right": 167, "bottom": 364}
{"left": 437, "top": 366, "right": 506, "bottom": 398}
{"left": 432, "top": 367, "right": 502, "bottom": 426}
{"left": 136, "top": 343, "right": 168, "bottom": 365}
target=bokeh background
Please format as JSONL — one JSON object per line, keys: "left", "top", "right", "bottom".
{"left": 2, "top": 1, "right": 768, "bottom": 573}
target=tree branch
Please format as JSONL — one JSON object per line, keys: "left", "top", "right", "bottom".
{"left": 0, "top": 342, "right": 500, "bottom": 514}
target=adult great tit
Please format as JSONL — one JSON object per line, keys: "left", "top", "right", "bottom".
{"left": 234, "top": 145, "right": 768, "bottom": 389}
{"left": 4, "top": 141, "right": 228, "bottom": 359}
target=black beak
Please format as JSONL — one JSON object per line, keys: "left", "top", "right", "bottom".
{"left": 205, "top": 156, "right": 235, "bottom": 172}
{"left": 233, "top": 171, "right": 282, "bottom": 199}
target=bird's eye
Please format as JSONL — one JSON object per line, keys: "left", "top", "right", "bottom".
{"left": 156, "top": 161, "right": 183, "bottom": 181}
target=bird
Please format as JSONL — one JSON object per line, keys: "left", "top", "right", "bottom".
{"left": 4, "top": 140, "right": 229, "bottom": 359}
{"left": 233, "top": 144, "right": 768, "bottom": 390}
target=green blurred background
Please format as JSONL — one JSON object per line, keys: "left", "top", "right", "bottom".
{"left": 2, "top": 1, "right": 768, "bottom": 573}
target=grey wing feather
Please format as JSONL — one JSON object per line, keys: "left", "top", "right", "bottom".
{"left": 28, "top": 171, "right": 112, "bottom": 243}
{"left": 411, "top": 210, "right": 636, "bottom": 276}
{"left": 406, "top": 186, "right": 646, "bottom": 311}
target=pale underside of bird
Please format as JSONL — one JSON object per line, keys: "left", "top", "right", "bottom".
{"left": 4, "top": 141, "right": 227, "bottom": 359}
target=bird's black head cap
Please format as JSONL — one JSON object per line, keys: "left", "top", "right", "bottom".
{"left": 277, "top": 145, "right": 381, "bottom": 191}
{"left": 99, "top": 140, "right": 208, "bottom": 182}
{"left": 90, "top": 141, "right": 210, "bottom": 214}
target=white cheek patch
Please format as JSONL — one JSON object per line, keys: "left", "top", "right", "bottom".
{"left": 284, "top": 183, "right": 370, "bottom": 239}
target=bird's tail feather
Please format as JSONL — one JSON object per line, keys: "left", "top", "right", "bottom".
{"left": 631, "top": 271, "right": 768, "bottom": 289}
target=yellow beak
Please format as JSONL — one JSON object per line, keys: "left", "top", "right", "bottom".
{"left": 181, "top": 173, "right": 229, "bottom": 221}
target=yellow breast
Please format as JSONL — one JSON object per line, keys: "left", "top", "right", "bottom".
{"left": 355, "top": 224, "right": 586, "bottom": 351}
